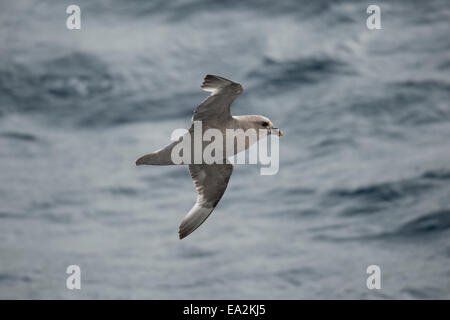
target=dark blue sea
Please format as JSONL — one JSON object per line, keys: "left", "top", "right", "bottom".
{"left": 0, "top": 0, "right": 449, "bottom": 299}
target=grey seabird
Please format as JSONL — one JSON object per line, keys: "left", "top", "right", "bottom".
{"left": 136, "top": 75, "right": 283, "bottom": 239}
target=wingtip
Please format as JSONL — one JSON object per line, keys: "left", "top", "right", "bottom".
{"left": 177, "top": 205, "right": 215, "bottom": 240}
{"left": 178, "top": 226, "right": 184, "bottom": 239}
{"left": 136, "top": 155, "right": 146, "bottom": 166}
{"left": 178, "top": 222, "right": 191, "bottom": 240}
{"left": 200, "top": 74, "right": 234, "bottom": 93}
{"left": 135, "top": 158, "right": 145, "bottom": 166}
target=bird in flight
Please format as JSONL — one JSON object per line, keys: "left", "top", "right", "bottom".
{"left": 136, "top": 75, "right": 283, "bottom": 239}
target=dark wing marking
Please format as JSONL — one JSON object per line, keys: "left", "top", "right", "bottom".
{"left": 192, "top": 75, "right": 243, "bottom": 122}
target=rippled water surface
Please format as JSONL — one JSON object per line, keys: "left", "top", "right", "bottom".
{"left": 1, "top": 0, "right": 449, "bottom": 299}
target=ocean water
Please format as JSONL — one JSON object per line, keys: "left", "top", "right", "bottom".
{"left": 1, "top": 0, "right": 450, "bottom": 299}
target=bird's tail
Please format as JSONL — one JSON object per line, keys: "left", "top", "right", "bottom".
{"left": 136, "top": 140, "right": 181, "bottom": 166}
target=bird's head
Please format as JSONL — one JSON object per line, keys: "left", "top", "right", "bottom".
{"left": 245, "top": 115, "right": 284, "bottom": 137}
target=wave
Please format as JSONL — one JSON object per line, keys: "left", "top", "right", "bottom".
{"left": 0, "top": 131, "right": 39, "bottom": 142}
{"left": 326, "top": 170, "right": 450, "bottom": 220}
{"left": 109, "top": 0, "right": 336, "bottom": 21}
{"left": 422, "top": 169, "right": 450, "bottom": 180}
{"left": 315, "top": 208, "right": 450, "bottom": 243}
{"left": 0, "top": 51, "right": 199, "bottom": 127}
{"left": 0, "top": 52, "right": 114, "bottom": 122}
{"left": 247, "top": 56, "right": 353, "bottom": 94}
{"left": 349, "top": 79, "right": 450, "bottom": 126}
{"left": 329, "top": 177, "right": 432, "bottom": 204}
{"left": 394, "top": 209, "right": 450, "bottom": 236}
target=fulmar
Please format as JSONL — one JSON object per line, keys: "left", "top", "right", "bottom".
{"left": 136, "top": 75, "right": 283, "bottom": 239}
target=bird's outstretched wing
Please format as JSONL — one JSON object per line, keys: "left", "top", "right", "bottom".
{"left": 179, "top": 163, "right": 233, "bottom": 239}
{"left": 192, "top": 75, "right": 243, "bottom": 122}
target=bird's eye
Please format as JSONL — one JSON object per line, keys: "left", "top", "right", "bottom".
{"left": 261, "top": 121, "right": 269, "bottom": 127}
